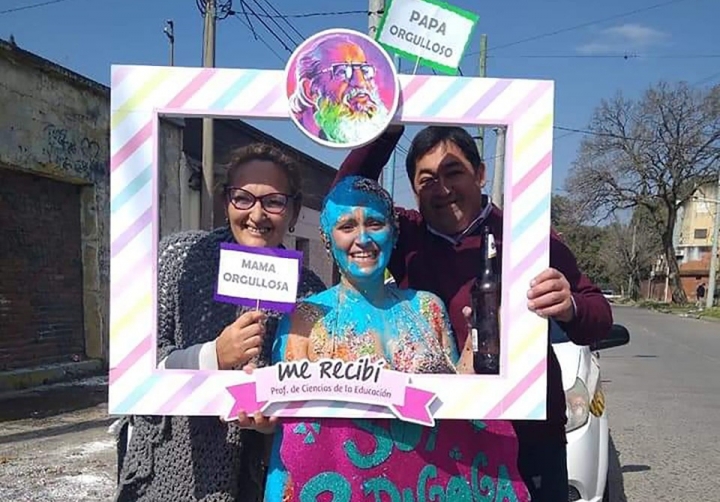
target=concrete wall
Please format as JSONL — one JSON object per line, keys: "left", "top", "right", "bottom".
{"left": 0, "top": 41, "right": 110, "bottom": 364}
{"left": 157, "top": 118, "right": 190, "bottom": 239}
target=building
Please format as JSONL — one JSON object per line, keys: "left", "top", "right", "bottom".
{"left": 0, "top": 40, "right": 335, "bottom": 389}
{"left": 674, "top": 182, "right": 719, "bottom": 300}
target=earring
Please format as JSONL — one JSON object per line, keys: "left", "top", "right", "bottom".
{"left": 289, "top": 226, "right": 295, "bottom": 233}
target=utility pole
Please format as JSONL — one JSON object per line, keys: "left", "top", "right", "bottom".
{"left": 476, "top": 34, "right": 487, "bottom": 157}
{"left": 491, "top": 127, "right": 505, "bottom": 208}
{"left": 163, "top": 20, "right": 175, "bottom": 66}
{"left": 706, "top": 170, "right": 720, "bottom": 309}
{"left": 201, "top": 0, "right": 216, "bottom": 229}
{"left": 368, "top": 0, "right": 384, "bottom": 38}
{"left": 369, "top": 0, "right": 385, "bottom": 188}
{"left": 627, "top": 223, "right": 637, "bottom": 299}
{"left": 385, "top": 55, "right": 400, "bottom": 199}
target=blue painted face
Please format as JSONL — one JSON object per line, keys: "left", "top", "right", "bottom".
{"left": 320, "top": 178, "right": 396, "bottom": 284}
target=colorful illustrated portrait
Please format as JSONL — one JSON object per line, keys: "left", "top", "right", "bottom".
{"left": 285, "top": 28, "right": 400, "bottom": 149}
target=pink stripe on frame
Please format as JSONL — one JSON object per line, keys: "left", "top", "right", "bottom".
{"left": 111, "top": 207, "right": 153, "bottom": 258}
{"left": 505, "top": 82, "right": 553, "bottom": 124}
{"left": 166, "top": 68, "right": 216, "bottom": 108}
{"left": 250, "top": 86, "right": 283, "bottom": 113}
{"left": 399, "top": 75, "right": 431, "bottom": 105}
{"left": 112, "top": 66, "right": 133, "bottom": 88}
{"left": 110, "top": 249, "right": 153, "bottom": 297}
{"left": 486, "top": 358, "right": 547, "bottom": 419}
{"left": 464, "top": 79, "right": 514, "bottom": 119}
{"left": 508, "top": 238, "right": 550, "bottom": 319}
{"left": 109, "top": 334, "right": 153, "bottom": 384}
{"left": 156, "top": 374, "right": 209, "bottom": 415}
{"left": 111, "top": 121, "right": 153, "bottom": 172}
{"left": 201, "top": 393, "right": 228, "bottom": 415}
{"left": 511, "top": 151, "right": 552, "bottom": 199}
{"left": 511, "top": 238, "right": 548, "bottom": 279}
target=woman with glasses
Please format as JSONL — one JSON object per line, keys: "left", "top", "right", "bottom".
{"left": 114, "top": 143, "right": 327, "bottom": 502}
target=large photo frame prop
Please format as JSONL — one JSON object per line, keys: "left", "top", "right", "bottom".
{"left": 109, "top": 64, "right": 554, "bottom": 422}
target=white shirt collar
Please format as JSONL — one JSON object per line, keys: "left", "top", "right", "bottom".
{"left": 426, "top": 196, "right": 494, "bottom": 245}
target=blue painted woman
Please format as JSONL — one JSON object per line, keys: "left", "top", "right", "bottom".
{"left": 265, "top": 176, "right": 529, "bottom": 501}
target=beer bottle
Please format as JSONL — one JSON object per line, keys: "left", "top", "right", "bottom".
{"left": 470, "top": 226, "right": 501, "bottom": 374}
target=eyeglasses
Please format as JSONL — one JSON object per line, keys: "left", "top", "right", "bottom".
{"left": 322, "top": 63, "right": 375, "bottom": 82}
{"left": 225, "top": 187, "right": 295, "bottom": 215}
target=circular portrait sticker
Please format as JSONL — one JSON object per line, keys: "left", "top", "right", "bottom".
{"left": 285, "top": 28, "right": 400, "bottom": 149}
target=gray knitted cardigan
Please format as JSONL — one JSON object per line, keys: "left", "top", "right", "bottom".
{"left": 114, "top": 226, "right": 326, "bottom": 502}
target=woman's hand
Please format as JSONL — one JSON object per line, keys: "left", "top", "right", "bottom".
{"left": 224, "top": 364, "right": 278, "bottom": 434}
{"left": 455, "top": 306, "right": 476, "bottom": 374}
{"left": 233, "top": 410, "right": 278, "bottom": 434}
{"left": 215, "top": 311, "right": 267, "bottom": 370}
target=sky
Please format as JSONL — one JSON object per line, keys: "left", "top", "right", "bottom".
{"left": 1, "top": 0, "right": 718, "bottom": 209}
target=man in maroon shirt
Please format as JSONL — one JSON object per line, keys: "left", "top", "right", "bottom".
{"left": 334, "top": 125, "right": 613, "bottom": 501}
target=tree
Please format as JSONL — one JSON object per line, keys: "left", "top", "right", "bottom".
{"left": 551, "top": 195, "right": 612, "bottom": 288}
{"left": 565, "top": 82, "right": 720, "bottom": 303}
{"left": 598, "top": 216, "right": 662, "bottom": 300}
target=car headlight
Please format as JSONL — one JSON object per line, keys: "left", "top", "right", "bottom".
{"left": 565, "top": 377, "right": 590, "bottom": 432}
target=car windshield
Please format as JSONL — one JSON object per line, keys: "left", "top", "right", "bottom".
{"left": 549, "top": 319, "right": 571, "bottom": 344}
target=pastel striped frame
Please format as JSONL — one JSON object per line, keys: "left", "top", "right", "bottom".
{"left": 109, "top": 65, "right": 553, "bottom": 420}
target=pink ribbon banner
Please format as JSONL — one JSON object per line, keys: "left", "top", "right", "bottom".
{"left": 225, "top": 357, "right": 438, "bottom": 426}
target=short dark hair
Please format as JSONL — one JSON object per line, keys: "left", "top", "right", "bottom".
{"left": 405, "top": 126, "right": 482, "bottom": 184}
{"left": 224, "top": 143, "right": 303, "bottom": 208}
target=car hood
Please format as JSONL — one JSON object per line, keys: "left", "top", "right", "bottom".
{"left": 552, "top": 342, "right": 584, "bottom": 390}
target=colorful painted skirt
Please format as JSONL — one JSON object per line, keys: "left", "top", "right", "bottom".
{"left": 264, "top": 417, "right": 530, "bottom": 502}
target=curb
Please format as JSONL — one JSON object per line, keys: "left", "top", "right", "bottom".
{"left": 0, "top": 359, "right": 105, "bottom": 393}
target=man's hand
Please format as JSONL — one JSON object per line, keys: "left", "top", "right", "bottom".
{"left": 215, "top": 311, "right": 267, "bottom": 370}
{"left": 527, "top": 268, "right": 574, "bottom": 322}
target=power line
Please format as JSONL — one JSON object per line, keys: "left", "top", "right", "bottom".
{"left": 196, "top": 0, "right": 234, "bottom": 20}
{"left": 694, "top": 71, "right": 720, "bottom": 86}
{"left": 236, "top": 0, "right": 293, "bottom": 54}
{"left": 488, "top": 53, "right": 720, "bottom": 60}
{"left": 553, "top": 125, "right": 659, "bottom": 143}
{"left": 243, "top": 9, "right": 367, "bottom": 19}
{"left": 232, "top": 12, "right": 285, "bottom": 63}
{"left": 246, "top": 0, "right": 303, "bottom": 48}
{"left": 465, "top": 0, "right": 692, "bottom": 57}
{"left": 0, "top": 0, "right": 76, "bottom": 15}
{"left": 254, "top": 0, "right": 305, "bottom": 42}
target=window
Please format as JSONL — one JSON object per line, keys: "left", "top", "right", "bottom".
{"left": 694, "top": 228, "right": 708, "bottom": 240}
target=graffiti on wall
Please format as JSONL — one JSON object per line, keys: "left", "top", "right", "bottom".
{"left": 42, "top": 124, "right": 105, "bottom": 179}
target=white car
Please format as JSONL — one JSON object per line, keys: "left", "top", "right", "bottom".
{"left": 551, "top": 321, "right": 630, "bottom": 502}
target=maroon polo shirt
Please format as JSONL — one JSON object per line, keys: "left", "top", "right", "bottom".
{"left": 333, "top": 129, "right": 613, "bottom": 443}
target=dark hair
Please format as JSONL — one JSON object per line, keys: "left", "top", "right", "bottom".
{"left": 405, "top": 126, "right": 482, "bottom": 185}
{"left": 224, "top": 143, "right": 303, "bottom": 209}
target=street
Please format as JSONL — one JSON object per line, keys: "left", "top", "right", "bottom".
{"left": 604, "top": 306, "right": 720, "bottom": 501}
{"left": 0, "top": 306, "right": 718, "bottom": 501}
{"left": 0, "top": 377, "right": 116, "bottom": 502}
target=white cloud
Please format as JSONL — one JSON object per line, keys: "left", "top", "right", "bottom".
{"left": 576, "top": 23, "right": 669, "bottom": 55}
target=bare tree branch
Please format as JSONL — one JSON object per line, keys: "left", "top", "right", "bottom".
{"left": 565, "top": 82, "right": 720, "bottom": 303}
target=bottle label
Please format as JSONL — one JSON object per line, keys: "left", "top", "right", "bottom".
{"left": 471, "top": 328, "right": 479, "bottom": 351}
{"left": 487, "top": 233, "right": 497, "bottom": 258}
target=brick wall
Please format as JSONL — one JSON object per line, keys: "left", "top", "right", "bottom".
{"left": 0, "top": 40, "right": 110, "bottom": 365}
{"left": 0, "top": 168, "right": 85, "bottom": 370}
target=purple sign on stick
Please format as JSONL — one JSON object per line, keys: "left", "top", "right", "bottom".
{"left": 214, "top": 242, "right": 302, "bottom": 313}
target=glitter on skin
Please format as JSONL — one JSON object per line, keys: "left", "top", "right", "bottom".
{"left": 264, "top": 177, "right": 459, "bottom": 501}
{"left": 263, "top": 177, "right": 529, "bottom": 502}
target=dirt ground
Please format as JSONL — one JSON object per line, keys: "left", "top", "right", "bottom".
{"left": 0, "top": 377, "right": 117, "bottom": 501}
